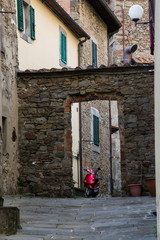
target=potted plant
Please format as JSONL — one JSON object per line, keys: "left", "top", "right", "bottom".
{"left": 128, "top": 162, "right": 143, "bottom": 197}
{"left": 128, "top": 183, "right": 142, "bottom": 197}
{"left": 143, "top": 161, "right": 156, "bottom": 197}
{"left": 145, "top": 178, "right": 156, "bottom": 196}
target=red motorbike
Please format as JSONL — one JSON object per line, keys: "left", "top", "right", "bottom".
{"left": 84, "top": 168, "right": 100, "bottom": 197}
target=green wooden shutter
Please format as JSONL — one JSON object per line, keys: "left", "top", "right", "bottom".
{"left": 61, "top": 32, "right": 67, "bottom": 64}
{"left": 17, "top": 0, "right": 24, "bottom": 31}
{"left": 92, "top": 41, "right": 97, "bottom": 68}
{"left": 93, "top": 115, "right": 100, "bottom": 146}
{"left": 30, "top": 6, "right": 35, "bottom": 40}
{"left": 95, "top": 43, "right": 97, "bottom": 67}
{"left": 92, "top": 41, "right": 94, "bottom": 66}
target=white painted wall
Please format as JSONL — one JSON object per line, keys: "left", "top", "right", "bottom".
{"left": 111, "top": 101, "right": 121, "bottom": 193}
{"left": 71, "top": 103, "right": 80, "bottom": 188}
{"left": 16, "top": 0, "right": 79, "bottom": 70}
{"left": 155, "top": 0, "right": 160, "bottom": 238}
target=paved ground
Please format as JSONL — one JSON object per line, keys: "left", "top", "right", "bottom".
{"left": 0, "top": 196, "right": 157, "bottom": 240}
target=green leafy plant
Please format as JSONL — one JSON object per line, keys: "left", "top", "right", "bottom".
{"left": 17, "top": 177, "right": 26, "bottom": 186}
{"left": 18, "top": 224, "right": 22, "bottom": 230}
{"left": 153, "top": 225, "right": 157, "bottom": 237}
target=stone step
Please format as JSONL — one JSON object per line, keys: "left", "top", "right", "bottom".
{"left": 1, "top": 196, "right": 156, "bottom": 240}
{"left": 0, "top": 235, "right": 44, "bottom": 240}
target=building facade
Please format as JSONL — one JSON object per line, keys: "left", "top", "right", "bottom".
{"left": 56, "top": 0, "right": 121, "bottom": 67}
{"left": 108, "top": 0, "right": 154, "bottom": 65}
{"left": 0, "top": 0, "right": 19, "bottom": 195}
{"left": 16, "top": 0, "right": 89, "bottom": 70}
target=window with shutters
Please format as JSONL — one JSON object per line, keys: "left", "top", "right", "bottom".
{"left": 61, "top": 32, "right": 67, "bottom": 64}
{"left": 93, "top": 115, "right": 100, "bottom": 146}
{"left": 91, "top": 107, "right": 100, "bottom": 153}
{"left": 30, "top": 6, "right": 35, "bottom": 40}
{"left": 17, "top": 0, "right": 35, "bottom": 43}
{"left": 92, "top": 40, "right": 97, "bottom": 68}
{"left": 59, "top": 27, "right": 67, "bottom": 66}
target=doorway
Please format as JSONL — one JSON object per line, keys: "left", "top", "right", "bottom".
{"left": 71, "top": 100, "right": 121, "bottom": 195}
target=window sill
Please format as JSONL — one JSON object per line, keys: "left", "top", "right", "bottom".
{"left": 20, "top": 32, "right": 32, "bottom": 44}
{"left": 92, "top": 143, "right": 100, "bottom": 153}
{"left": 59, "top": 59, "right": 67, "bottom": 68}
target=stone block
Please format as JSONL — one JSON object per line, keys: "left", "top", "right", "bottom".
{"left": 0, "top": 207, "right": 20, "bottom": 235}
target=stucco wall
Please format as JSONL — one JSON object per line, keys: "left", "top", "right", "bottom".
{"left": 0, "top": 0, "right": 19, "bottom": 195}
{"left": 111, "top": 101, "right": 121, "bottom": 194}
{"left": 16, "top": 0, "right": 79, "bottom": 70}
{"left": 17, "top": 65, "right": 154, "bottom": 197}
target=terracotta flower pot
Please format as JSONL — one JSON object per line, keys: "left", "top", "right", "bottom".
{"left": 128, "top": 184, "right": 142, "bottom": 197}
{"left": 146, "top": 178, "right": 156, "bottom": 196}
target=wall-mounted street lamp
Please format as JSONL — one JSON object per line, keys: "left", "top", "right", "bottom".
{"left": 128, "top": 4, "right": 149, "bottom": 26}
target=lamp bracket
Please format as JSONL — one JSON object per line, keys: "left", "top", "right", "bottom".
{"left": 0, "top": 10, "right": 15, "bottom": 14}
{"left": 135, "top": 21, "right": 149, "bottom": 26}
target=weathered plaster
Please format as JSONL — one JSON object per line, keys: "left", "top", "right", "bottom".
{"left": 0, "top": 0, "right": 19, "bottom": 195}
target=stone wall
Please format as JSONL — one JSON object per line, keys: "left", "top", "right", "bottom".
{"left": 72, "top": 0, "right": 108, "bottom": 67}
{"left": 108, "top": 0, "right": 153, "bottom": 65}
{"left": 17, "top": 65, "right": 154, "bottom": 197}
{"left": 0, "top": 0, "right": 19, "bottom": 195}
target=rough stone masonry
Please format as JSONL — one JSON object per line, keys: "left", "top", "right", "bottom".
{"left": 17, "top": 64, "right": 154, "bottom": 197}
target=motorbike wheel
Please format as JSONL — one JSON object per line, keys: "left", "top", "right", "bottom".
{"left": 92, "top": 192, "right": 97, "bottom": 197}
{"left": 85, "top": 188, "right": 92, "bottom": 197}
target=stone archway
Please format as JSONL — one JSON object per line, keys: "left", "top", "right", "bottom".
{"left": 17, "top": 65, "right": 154, "bottom": 197}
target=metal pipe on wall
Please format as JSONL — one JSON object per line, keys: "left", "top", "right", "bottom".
{"left": 122, "top": 0, "right": 126, "bottom": 54}
{"left": 0, "top": 12, "right": 2, "bottom": 161}
{"left": 109, "top": 100, "right": 113, "bottom": 195}
{"left": 79, "top": 102, "right": 83, "bottom": 186}
{"left": 78, "top": 37, "right": 88, "bottom": 66}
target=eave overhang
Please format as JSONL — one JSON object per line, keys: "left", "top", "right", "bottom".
{"left": 87, "top": 0, "right": 121, "bottom": 36}
{"left": 41, "top": 0, "right": 90, "bottom": 39}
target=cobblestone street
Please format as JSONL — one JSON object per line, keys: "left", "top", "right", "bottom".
{"left": 0, "top": 196, "right": 156, "bottom": 240}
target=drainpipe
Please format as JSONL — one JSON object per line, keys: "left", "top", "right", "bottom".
{"left": 109, "top": 100, "right": 113, "bottom": 195}
{"left": 122, "top": 0, "right": 126, "bottom": 54}
{"left": 79, "top": 102, "right": 83, "bottom": 186}
{"left": 0, "top": 12, "right": 2, "bottom": 163}
{"left": 78, "top": 37, "right": 89, "bottom": 67}
{"left": 123, "top": 44, "right": 137, "bottom": 64}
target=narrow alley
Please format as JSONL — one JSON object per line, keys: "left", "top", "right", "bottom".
{"left": 0, "top": 196, "right": 156, "bottom": 240}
